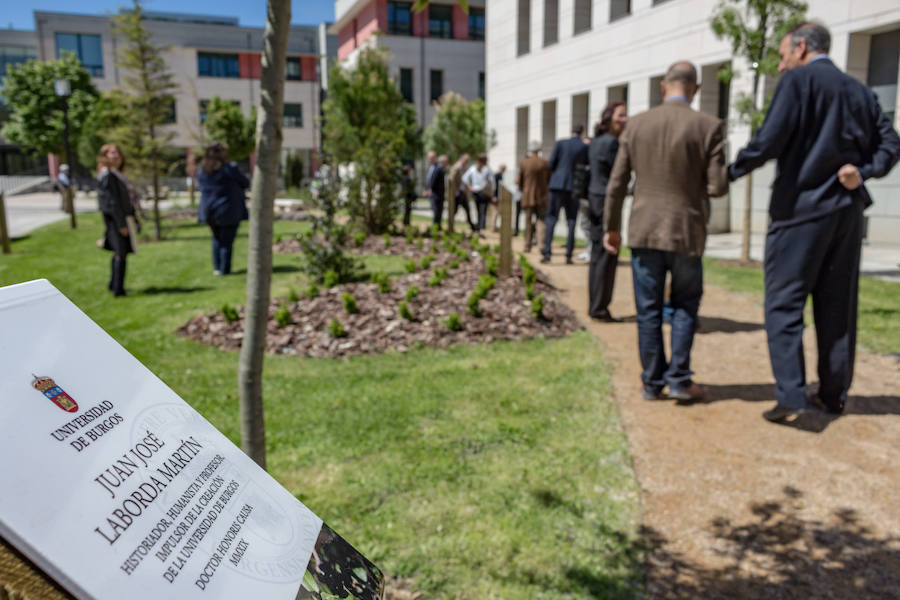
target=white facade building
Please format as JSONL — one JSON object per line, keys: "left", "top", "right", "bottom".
{"left": 485, "top": 0, "right": 900, "bottom": 244}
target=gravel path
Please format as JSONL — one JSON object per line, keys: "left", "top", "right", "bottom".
{"left": 525, "top": 236, "right": 900, "bottom": 599}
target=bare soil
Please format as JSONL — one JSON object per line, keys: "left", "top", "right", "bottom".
{"left": 526, "top": 234, "right": 900, "bottom": 599}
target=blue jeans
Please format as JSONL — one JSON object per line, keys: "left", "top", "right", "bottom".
{"left": 210, "top": 224, "right": 239, "bottom": 274}
{"left": 631, "top": 248, "right": 703, "bottom": 392}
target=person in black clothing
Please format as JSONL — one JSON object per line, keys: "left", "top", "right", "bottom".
{"left": 197, "top": 142, "right": 250, "bottom": 275}
{"left": 97, "top": 143, "right": 138, "bottom": 297}
{"left": 587, "top": 102, "right": 628, "bottom": 322}
{"left": 401, "top": 164, "right": 417, "bottom": 226}
{"left": 543, "top": 125, "right": 589, "bottom": 264}
{"left": 424, "top": 152, "right": 446, "bottom": 227}
{"left": 729, "top": 22, "right": 900, "bottom": 423}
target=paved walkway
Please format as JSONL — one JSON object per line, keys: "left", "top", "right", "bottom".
{"left": 505, "top": 232, "right": 900, "bottom": 598}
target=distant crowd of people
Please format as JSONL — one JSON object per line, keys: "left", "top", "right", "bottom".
{"left": 421, "top": 21, "right": 900, "bottom": 425}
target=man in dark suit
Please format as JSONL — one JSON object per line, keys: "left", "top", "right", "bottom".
{"left": 542, "top": 125, "right": 589, "bottom": 264}
{"left": 424, "top": 151, "right": 446, "bottom": 228}
{"left": 729, "top": 22, "right": 900, "bottom": 423}
{"left": 605, "top": 61, "right": 728, "bottom": 402}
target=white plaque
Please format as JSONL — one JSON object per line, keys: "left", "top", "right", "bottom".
{"left": 0, "top": 279, "right": 383, "bottom": 600}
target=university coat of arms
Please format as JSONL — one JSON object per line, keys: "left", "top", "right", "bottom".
{"left": 32, "top": 375, "right": 79, "bottom": 413}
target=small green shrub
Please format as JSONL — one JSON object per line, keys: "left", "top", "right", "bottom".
{"left": 404, "top": 259, "right": 418, "bottom": 273}
{"left": 449, "top": 258, "right": 460, "bottom": 270}
{"left": 466, "top": 294, "right": 483, "bottom": 317}
{"left": 485, "top": 254, "right": 499, "bottom": 277}
{"left": 305, "top": 283, "right": 320, "bottom": 298}
{"left": 287, "top": 287, "right": 300, "bottom": 303}
{"left": 405, "top": 286, "right": 420, "bottom": 301}
{"left": 525, "top": 282, "right": 535, "bottom": 300}
{"left": 428, "top": 267, "right": 448, "bottom": 287}
{"left": 445, "top": 312, "right": 463, "bottom": 331}
{"left": 383, "top": 233, "right": 392, "bottom": 248}
{"left": 398, "top": 300, "right": 414, "bottom": 320}
{"left": 421, "top": 255, "right": 435, "bottom": 269}
{"left": 323, "top": 269, "right": 340, "bottom": 288}
{"left": 473, "top": 274, "right": 497, "bottom": 299}
{"left": 274, "top": 302, "right": 291, "bottom": 328}
{"left": 456, "top": 248, "right": 470, "bottom": 262}
{"left": 531, "top": 294, "right": 545, "bottom": 319}
{"left": 328, "top": 317, "right": 348, "bottom": 338}
{"left": 220, "top": 303, "right": 239, "bottom": 324}
{"left": 416, "top": 238, "right": 424, "bottom": 250}
{"left": 406, "top": 233, "right": 414, "bottom": 245}
{"left": 342, "top": 292, "right": 358, "bottom": 314}
{"left": 274, "top": 234, "right": 283, "bottom": 243}
{"left": 353, "top": 232, "right": 366, "bottom": 247}
{"left": 372, "top": 271, "right": 391, "bottom": 293}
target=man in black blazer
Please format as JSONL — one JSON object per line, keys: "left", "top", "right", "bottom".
{"left": 542, "top": 125, "right": 589, "bottom": 264}
{"left": 424, "top": 151, "right": 446, "bottom": 228}
{"left": 728, "top": 22, "right": 900, "bottom": 423}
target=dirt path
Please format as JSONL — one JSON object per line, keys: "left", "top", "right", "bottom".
{"left": 505, "top": 233, "right": 900, "bottom": 599}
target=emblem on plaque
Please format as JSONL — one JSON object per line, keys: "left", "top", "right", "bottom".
{"left": 32, "top": 375, "right": 79, "bottom": 413}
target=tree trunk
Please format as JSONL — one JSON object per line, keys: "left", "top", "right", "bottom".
{"left": 237, "top": 0, "right": 291, "bottom": 470}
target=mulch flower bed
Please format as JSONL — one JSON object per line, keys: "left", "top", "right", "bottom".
{"left": 179, "top": 236, "right": 581, "bottom": 359}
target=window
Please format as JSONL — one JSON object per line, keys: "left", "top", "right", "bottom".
{"left": 198, "top": 52, "right": 239, "bottom": 78}
{"left": 388, "top": 2, "right": 413, "bottom": 35}
{"left": 286, "top": 57, "right": 301, "bottom": 81}
{"left": 541, "top": 99, "right": 556, "bottom": 157}
{"left": 543, "top": 0, "right": 559, "bottom": 47}
{"left": 428, "top": 5, "right": 453, "bottom": 38}
{"left": 515, "top": 106, "right": 529, "bottom": 160}
{"left": 649, "top": 75, "right": 664, "bottom": 108}
{"left": 571, "top": 93, "right": 589, "bottom": 134}
{"left": 607, "top": 83, "right": 628, "bottom": 105}
{"left": 55, "top": 33, "right": 103, "bottom": 77}
{"left": 478, "top": 71, "right": 485, "bottom": 100}
{"left": 283, "top": 103, "right": 303, "bottom": 128}
{"left": 573, "top": 0, "right": 591, "bottom": 35}
{"left": 517, "top": 0, "right": 530, "bottom": 56}
{"left": 0, "top": 45, "right": 37, "bottom": 80}
{"left": 610, "top": 0, "right": 631, "bottom": 22}
{"left": 868, "top": 29, "right": 900, "bottom": 124}
{"left": 469, "top": 7, "right": 485, "bottom": 41}
{"left": 162, "top": 98, "right": 176, "bottom": 125}
{"left": 400, "top": 68, "right": 414, "bottom": 103}
{"left": 430, "top": 69, "right": 443, "bottom": 102}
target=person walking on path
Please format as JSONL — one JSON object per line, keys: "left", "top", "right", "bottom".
{"left": 728, "top": 22, "right": 900, "bottom": 424}
{"left": 449, "top": 154, "right": 476, "bottom": 232}
{"left": 97, "top": 144, "right": 139, "bottom": 297}
{"left": 424, "top": 151, "right": 444, "bottom": 227}
{"left": 604, "top": 61, "right": 728, "bottom": 401}
{"left": 543, "top": 125, "right": 589, "bottom": 264}
{"left": 587, "top": 102, "right": 628, "bottom": 323}
{"left": 197, "top": 142, "right": 250, "bottom": 276}
{"left": 463, "top": 153, "right": 494, "bottom": 233}
{"left": 515, "top": 141, "right": 550, "bottom": 253}
{"left": 489, "top": 163, "right": 506, "bottom": 233}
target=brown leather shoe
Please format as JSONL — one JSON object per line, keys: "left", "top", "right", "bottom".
{"left": 668, "top": 383, "right": 706, "bottom": 401}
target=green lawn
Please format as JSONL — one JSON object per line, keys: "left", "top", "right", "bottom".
{"left": 1, "top": 212, "right": 642, "bottom": 599}
{"left": 703, "top": 258, "right": 900, "bottom": 355}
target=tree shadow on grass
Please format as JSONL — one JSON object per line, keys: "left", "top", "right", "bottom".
{"left": 229, "top": 264, "right": 300, "bottom": 275}
{"left": 140, "top": 285, "right": 212, "bottom": 295}
{"left": 641, "top": 486, "right": 900, "bottom": 599}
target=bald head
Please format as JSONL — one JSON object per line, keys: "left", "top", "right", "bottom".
{"left": 661, "top": 61, "right": 699, "bottom": 102}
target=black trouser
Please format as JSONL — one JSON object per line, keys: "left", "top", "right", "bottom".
{"left": 543, "top": 189, "right": 579, "bottom": 259}
{"left": 452, "top": 190, "right": 476, "bottom": 231}
{"left": 403, "top": 194, "right": 415, "bottom": 226}
{"left": 587, "top": 194, "right": 617, "bottom": 317}
{"left": 103, "top": 213, "right": 130, "bottom": 296}
{"left": 430, "top": 193, "right": 444, "bottom": 227}
{"left": 764, "top": 201, "right": 863, "bottom": 411}
{"left": 473, "top": 191, "right": 490, "bottom": 231}
{"left": 514, "top": 199, "right": 522, "bottom": 235}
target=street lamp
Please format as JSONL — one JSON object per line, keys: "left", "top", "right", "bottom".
{"left": 54, "top": 77, "right": 77, "bottom": 229}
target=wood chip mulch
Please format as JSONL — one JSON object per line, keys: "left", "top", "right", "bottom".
{"left": 273, "top": 233, "right": 445, "bottom": 258}
{"left": 177, "top": 243, "right": 581, "bottom": 359}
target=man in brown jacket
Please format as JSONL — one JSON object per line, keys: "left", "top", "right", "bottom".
{"left": 604, "top": 61, "right": 728, "bottom": 402}
{"left": 515, "top": 141, "right": 550, "bottom": 252}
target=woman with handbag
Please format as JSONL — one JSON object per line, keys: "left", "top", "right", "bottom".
{"left": 197, "top": 142, "right": 250, "bottom": 275}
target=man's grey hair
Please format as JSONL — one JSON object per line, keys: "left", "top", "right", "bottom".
{"left": 664, "top": 61, "right": 698, "bottom": 87}
{"left": 787, "top": 22, "right": 831, "bottom": 54}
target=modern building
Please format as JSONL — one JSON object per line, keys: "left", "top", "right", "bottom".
{"left": 330, "top": 0, "right": 486, "bottom": 129}
{"left": 1, "top": 10, "right": 337, "bottom": 179}
{"left": 485, "top": 0, "right": 900, "bottom": 244}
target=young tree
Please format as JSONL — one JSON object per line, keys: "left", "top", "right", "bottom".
{"left": 322, "top": 47, "right": 421, "bottom": 234}
{"left": 203, "top": 96, "right": 257, "bottom": 161}
{"left": 424, "top": 92, "right": 496, "bottom": 162}
{"left": 711, "top": 0, "right": 806, "bottom": 261}
{"left": 77, "top": 90, "right": 130, "bottom": 168}
{"left": 1, "top": 53, "right": 97, "bottom": 162}
{"left": 238, "top": 0, "right": 292, "bottom": 469}
{"left": 112, "top": 0, "right": 179, "bottom": 240}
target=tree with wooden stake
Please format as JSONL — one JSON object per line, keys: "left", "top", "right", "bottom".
{"left": 111, "top": 0, "right": 178, "bottom": 241}
{"left": 711, "top": 0, "right": 806, "bottom": 262}
{"left": 238, "top": 0, "right": 291, "bottom": 470}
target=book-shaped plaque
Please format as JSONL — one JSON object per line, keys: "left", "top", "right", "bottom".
{"left": 0, "top": 279, "right": 383, "bottom": 600}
